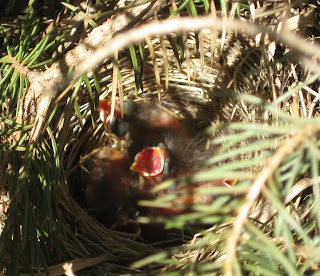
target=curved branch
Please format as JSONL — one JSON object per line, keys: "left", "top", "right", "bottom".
{"left": 28, "top": 11, "right": 317, "bottom": 142}
{"left": 223, "top": 122, "right": 320, "bottom": 276}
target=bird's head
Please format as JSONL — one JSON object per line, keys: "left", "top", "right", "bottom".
{"left": 99, "top": 97, "right": 135, "bottom": 138}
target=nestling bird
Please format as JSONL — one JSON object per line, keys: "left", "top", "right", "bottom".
{"left": 130, "top": 145, "right": 236, "bottom": 216}
{"left": 99, "top": 97, "right": 190, "bottom": 157}
{"left": 81, "top": 145, "right": 167, "bottom": 230}
{"left": 81, "top": 147, "right": 141, "bottom": 226}
{"left": 80, "top": 97, "right": 235, "bottom": 237}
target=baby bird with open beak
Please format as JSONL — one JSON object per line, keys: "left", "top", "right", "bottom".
{"left": 99, "top": 97, "right": 190, "bottom": 157}
{"left": 130, "top": 145, "right": 236, "bottom": 216}
{"left": 85, "top": 96, "right": 236, "bottom": 239}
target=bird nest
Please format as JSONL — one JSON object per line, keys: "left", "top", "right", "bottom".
{"left": 1, "top": 1, "right": 320, "bottom": 275}
{"left": 61, "top": 32, "right": 248, "bottom": 275}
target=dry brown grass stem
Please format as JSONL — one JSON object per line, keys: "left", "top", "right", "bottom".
{"left": 223, "top": 122, "right": 320, "bottom": 276}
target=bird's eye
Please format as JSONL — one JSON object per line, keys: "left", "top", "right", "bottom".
{"left": 109, "top": 118, "right": 129, "bottom": 137}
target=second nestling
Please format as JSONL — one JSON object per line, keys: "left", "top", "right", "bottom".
{"left": 80, "top": 97, "right": 235, "bottom": 238}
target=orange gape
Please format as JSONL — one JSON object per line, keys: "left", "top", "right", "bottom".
{"left": 130, "top": 146, "right": 170, "bottom": 188}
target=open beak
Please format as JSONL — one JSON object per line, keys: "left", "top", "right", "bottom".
{"left": 99, "top": 98, "right": 131, "bottom": 137}
{"left": 221, "top": 178, "right": 237, "bottom": 188}
{"left": 99, "top": 98, "right": 121, "bottom": 131}
{"left": 130, "top": 146, "right": 169, "bottom": 177}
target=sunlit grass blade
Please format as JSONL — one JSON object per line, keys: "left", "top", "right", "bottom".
{"left": 146, "top": 37, "right": 161, "bottom": 101}
{"left": 128, "top": 44, "right": 141, "bottom": 94}
{"left": 83, "top": 74, "right": 96, "bottom": 127}
{"left": 61, "top": 2, "right": 98, "bottom": 28}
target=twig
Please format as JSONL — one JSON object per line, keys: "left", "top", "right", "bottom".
{"left": 249, "top": 177, "right": 320, "bottom": 225}
{"left": 223, "top": 122, "right": 320, "bottom": 276}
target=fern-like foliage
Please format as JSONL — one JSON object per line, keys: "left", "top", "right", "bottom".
{"left": 0, "top": 0, "right": 320, "bottom": 275}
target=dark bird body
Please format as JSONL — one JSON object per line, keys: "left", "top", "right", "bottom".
{"left": 82, "top": 147, "right": 141, "bottom": 226}
{"left": 99, "top": 98, "right": 190, "bottom": 157}
{"left": 80, "top": 97, "right": 235, "bottom": 238}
